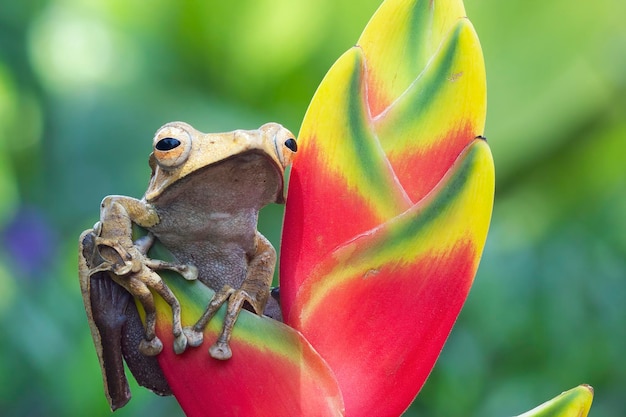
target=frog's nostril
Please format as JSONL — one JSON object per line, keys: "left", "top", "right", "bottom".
{"left": 284, "top": 138, "right": 297, "bottom": 152}
{"left": 156, "top": 137, "right": 181, "bottom": 151}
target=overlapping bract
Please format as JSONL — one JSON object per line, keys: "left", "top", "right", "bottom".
{"left": 280, "top": 0, "right": 488, "bottom": 313}
{"left": 280, "top": 0, "right": 492, "bottom": 415}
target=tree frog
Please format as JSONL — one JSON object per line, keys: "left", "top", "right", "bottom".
{"left": 78, "top": 121, "right": 297, "bottom": 410}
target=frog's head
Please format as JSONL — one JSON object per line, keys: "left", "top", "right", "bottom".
{"left": 144, "top": 121, "right": 297, "bottom": 203}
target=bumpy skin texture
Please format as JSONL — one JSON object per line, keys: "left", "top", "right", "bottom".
{"left": 78, "top": 121, "right": 296, "bottom": 410}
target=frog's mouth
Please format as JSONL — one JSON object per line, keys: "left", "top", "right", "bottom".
{"left": 145, "top": 150, "right": 286, "bottom": 209}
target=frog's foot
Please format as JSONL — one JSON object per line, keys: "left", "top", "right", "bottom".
{"left": 182, "top": 327, "right": 204, "bottom": 347}
{"left": 173, "top": 332, "right": 188, "bottom": 355}
{"left": 144, "top": 259, "right": 198, "bottom": 281}
{"left": 209, "top": 342, "right": 232, "bottom": 360}
{"left": 139, "top": 336, "right": 163, "bottom": 356}
{"left": 132, "top": 232, "right": 198, "bottom": 281}
{"left": 179, "top": 264, "right": 198, "bottom": 281}
{"left": 82, "top": 234, "right": 132, "bottom": 277}
{"left": 90, "top": 236, "right": 148, "bottom": 278}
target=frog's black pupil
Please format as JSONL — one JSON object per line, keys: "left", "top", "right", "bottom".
{"left": 156, "top": 137, "right": 181, "bottom": 151}
{"left": 284, "top": 138, "right": 297, "bottom": 152}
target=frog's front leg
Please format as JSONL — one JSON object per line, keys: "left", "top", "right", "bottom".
{"left": 101, "top": 195, "right": 160, "bottom": 229}
{"left": 92, "top": 195, "right": 159, "bottom": 277}
{"left": 96, "top": 197, "right": 196, "bottom": 354}
{"left": 100, "top": 197, "right": 197, "bottom": 280}
{"left": 135, "top": 232, "right": 199, "bottom": 281}
{"left": 184, "top": 233, "right": 276, "bottom": 360}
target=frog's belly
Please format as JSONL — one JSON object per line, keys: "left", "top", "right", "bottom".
{"left": 189, "top": 245, "right": 252, "bottom": 290}
{"left": 149, "top": 205, "right": 259, "bottom": 289}
{"left": 151, "top": 226, "right": 255, "bottom": 290}
{"left": 160, "top": 237, "right": 251, "bottom": 290}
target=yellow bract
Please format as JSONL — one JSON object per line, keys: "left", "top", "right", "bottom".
{"left": 297, "top": 46, "right": 412, "bottom": 219}
{"left": 358, "top": 0, "right": 468, "bottom": 116}
{"left": 374, "top": 19, "right": 486, "bottom": 154}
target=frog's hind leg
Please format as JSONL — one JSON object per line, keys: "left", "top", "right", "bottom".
{"left": 183, "top": 285, "right": 234, "bottom": 351}
{"left": 208, "top": 289, "right": 252, "bottom": 360}
{"left": 142, "top": 269, "right": 188, "bottom": 354}
{"left": 207, "top": 233, "right": 276, "bottom": 359}
{"left": 183, "top": 285, "right": 259, "bottom": 360}
{"left": 127, "top": 276, "right": 163, "bottom": 356}
{"left": 183, "top": 233, "right": 276, "bottom": 360}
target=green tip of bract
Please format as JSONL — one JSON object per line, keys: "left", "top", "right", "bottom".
{"left": 515, "top": 385, "right": 594, "bottom": 417}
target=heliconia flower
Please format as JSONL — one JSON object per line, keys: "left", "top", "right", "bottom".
{"left": 149, "top": 0, "right": 492, "bottom": 416}
{"left": 110, "top": 0, "right": 593, "bottom": 416}
{"left": 143, "top": 0, "right": 492, "bottom": 416}
{"left": 515, "top": 385, "right": 594, "bottom": 417}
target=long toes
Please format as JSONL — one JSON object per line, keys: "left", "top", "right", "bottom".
{"left": 173, "top": 333, "right": 188, "bottom": 355}
{"left": 181, "top": 264, "right": 198, "bottom": 281}
{"left": 183, "top": 326, "right": 204, "bottom": 347}
{"left": 139, "top": 337, "right": 163, "bottom": 356}
{"left": 209, "top": 342, "right": 232, "bottom": 360}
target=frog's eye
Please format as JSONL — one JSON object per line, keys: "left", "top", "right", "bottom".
{"left": 284, "top": 138, "right": 297, "bottom": 152}
{"left": 153, "top": 123, "right": 193, "bottom": 169}
{"left": 155, "top": 137, "right": 181, "bottom": 151}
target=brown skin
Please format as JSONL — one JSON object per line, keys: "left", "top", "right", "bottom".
{"left": 78, "top": 122, "right": 296, "bottom": 410}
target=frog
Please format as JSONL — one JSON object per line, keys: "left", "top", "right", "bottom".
{"left": 78, "top": 121, "right": 297, "bottom": 410}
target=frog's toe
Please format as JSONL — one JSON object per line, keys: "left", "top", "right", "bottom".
{"left": 209, "top": 342, "right": 232, "bottom": 360}
{"left": 183, "top": 326, "right": 204, "bottom": 347}
{"left": 173, "top": 333, "right": 188, "bottom": 354}
{"left": 181, "top": 264, "right": 198, "bottom": 281}
{"left": 139, "top": 337, "right": 163, "bottom": 356}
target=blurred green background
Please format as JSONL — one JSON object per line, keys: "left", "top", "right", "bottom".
{"left": 1, "top": 0, "right": 624, "bottom": 416}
